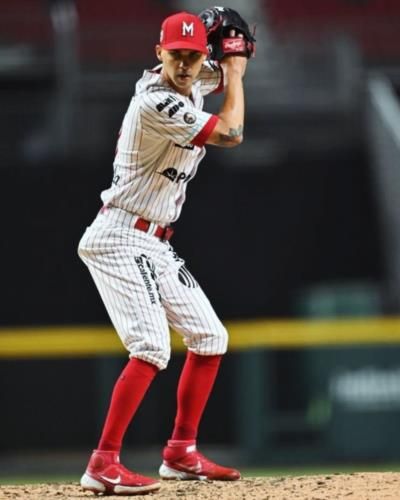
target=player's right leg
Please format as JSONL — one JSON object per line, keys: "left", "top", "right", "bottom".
{"left": 80, "top": 449, "right": 160, "bottom": 495}
{"left": 77, "top": 222, "right": 170, "bottom": 495}
{"left": 78, "top": 221, "right": 171, "bottom": 369}
{"left": 80, "top": 358, "right": 161, "bottom": 495}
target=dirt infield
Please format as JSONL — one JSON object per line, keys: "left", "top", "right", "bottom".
{"left": 1, "top": 473, "right": 400, "bottom": 499}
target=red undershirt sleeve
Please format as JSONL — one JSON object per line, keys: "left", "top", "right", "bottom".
{"left": 191, "top": 115, "right": 219, "bottom": 147}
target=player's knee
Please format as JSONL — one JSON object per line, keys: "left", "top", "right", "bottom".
{"left": 127, "top": 342, "right": 171, "bottom": 371}
{"left": 77, "top": 242, "right": 86, "bottom": 259}
{"left": 193, "top": 326, "right": 228, "bottom": 355}
{"left": 215, "top": 327, "right": 228, "bottom": 354}
{"left": 77, "top": 240, "right": 91, "bottom": 264}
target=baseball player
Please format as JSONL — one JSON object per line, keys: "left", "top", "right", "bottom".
{"left": 78, "top": 8, "right": 255, "bottom": 496}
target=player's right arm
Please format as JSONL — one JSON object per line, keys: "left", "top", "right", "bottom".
{"left": 206, "top": 55, "right": 247, "bottom": 148}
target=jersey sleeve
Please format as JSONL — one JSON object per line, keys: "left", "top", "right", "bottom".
{"left": 140, "top": 90, "right": 218, "bottom": 148}
{"left": 196, "top": 61, "right": 224, "bottom": 96}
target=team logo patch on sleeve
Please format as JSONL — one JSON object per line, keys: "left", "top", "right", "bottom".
{"left": 156, "top": 95, "right": 185, "bottom": 118}
{"left": 183, "top": 112, "right": 196, "bottom": 124}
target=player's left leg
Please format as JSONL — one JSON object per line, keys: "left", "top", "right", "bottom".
{"left": 156, "top": 245, "right": 240, "bottom": 481}
{"left": 159, "top": 352, "right": 240, "bottom": 481}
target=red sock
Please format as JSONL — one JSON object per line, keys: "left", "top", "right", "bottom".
{"left": 98, "top": 357, "right": 158, "bottom": 452}
{"left": 171, "top": 351, "right": 222, "bottom": 441}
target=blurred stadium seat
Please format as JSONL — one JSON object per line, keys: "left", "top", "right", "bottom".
{"left": 0, "top": 0, "right": 52, "bottom": 47}
{"left": 76, "top": 0, "right": 171, "bottom": 65}
{"left": 0, "top": 0, "right": 172, "bottom": 67}
{"left": 265, "top": 0, "right": 400, "bottom": 63}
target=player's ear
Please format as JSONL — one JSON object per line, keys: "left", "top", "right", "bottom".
{"left": 155, "top": 45, "right": 163, "bottom": 62}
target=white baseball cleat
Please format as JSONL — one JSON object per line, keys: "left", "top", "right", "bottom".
{"left": 159, "top": 440, "right": 241, "bottom": 481}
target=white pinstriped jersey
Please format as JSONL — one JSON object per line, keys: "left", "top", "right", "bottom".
{"left": 79, "top": 61, "right": 228, "bottom": 366}
{"left": 100, "top": 62, "right": 222, "bottom": 225}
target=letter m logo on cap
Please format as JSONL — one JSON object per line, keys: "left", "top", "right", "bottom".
{"left": 182, "top": 21, "right": 194, "bottom": 37}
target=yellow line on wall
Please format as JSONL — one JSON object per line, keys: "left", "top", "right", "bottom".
{"left": 226, "top": 317, "right": 400, "bottom": 348}
{"left": 1, "top": 317, "right": 400, "bottom": 359}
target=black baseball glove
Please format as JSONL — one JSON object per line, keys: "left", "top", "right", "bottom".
{"left": 198, "top": 6, "right": 256, "bottom": 61}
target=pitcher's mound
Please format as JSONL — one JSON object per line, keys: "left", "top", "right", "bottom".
{"left": 1, "top": 473, "right": 400, "bottom": 499}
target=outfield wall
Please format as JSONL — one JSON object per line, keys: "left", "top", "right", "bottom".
{"left": 2, "top": 318, "right": 400, "bottom": 465}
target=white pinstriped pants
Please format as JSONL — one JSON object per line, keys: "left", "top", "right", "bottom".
{"left": 78, "top": 208, "right": 228, "bottom": 370}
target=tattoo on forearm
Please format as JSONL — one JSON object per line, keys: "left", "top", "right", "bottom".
{"left": 218, "top": 125, "right": 243, "bottom": 144}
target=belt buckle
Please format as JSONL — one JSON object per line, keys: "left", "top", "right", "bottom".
{"left": 162, "top": 226, "right": 174, "bottom": 241}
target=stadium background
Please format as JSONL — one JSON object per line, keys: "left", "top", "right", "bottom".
{"left": 1, "top": 0, "right": 400, "bottom": 480}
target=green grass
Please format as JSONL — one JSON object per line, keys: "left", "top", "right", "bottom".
{"left": 0, "top": 476, "right": 78, "bottom": 485}
{"left": 2, "top": 465, "right": 400, "bottom": 485}
{"left": 242, "top": 464, "right": 400, "bottom": 477}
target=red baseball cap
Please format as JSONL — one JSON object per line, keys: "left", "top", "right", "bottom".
{"left": 160, "top": 12, "right": 208, "bottom": 54}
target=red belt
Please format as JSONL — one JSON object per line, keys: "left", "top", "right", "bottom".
{"left": 134, "top": 217, "right": 174, "bottom": 241}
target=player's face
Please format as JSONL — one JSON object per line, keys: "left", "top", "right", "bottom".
{"left": 157, "top": 47, "right": 206, "bottom": 96}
